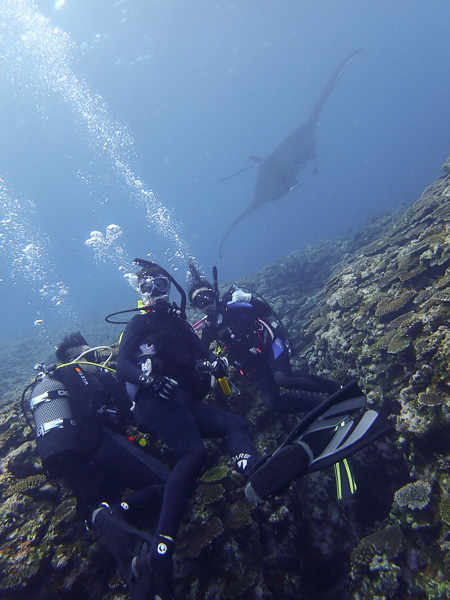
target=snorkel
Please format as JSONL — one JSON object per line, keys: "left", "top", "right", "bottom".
{"left": 212, "top": 265, "right": 221, "bottom": 312}
{"left": 188, "top": 260, "right": 203, "bottom": 288}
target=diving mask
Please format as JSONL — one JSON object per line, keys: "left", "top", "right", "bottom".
{"left": 139, "top": 275, "right": 171, "bottom": 297}
{"left": 191, "top": 287, "right": 215, "bottom": 309}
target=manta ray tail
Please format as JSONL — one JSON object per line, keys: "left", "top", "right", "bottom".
{"left": 219, "top": 204, "right": 257, "bottom": 258}
{"left": 219, "top": 163, "right": 256, "bottom": 182}
{"left": 309, "top": 49, "right": 362, "bottom": 127}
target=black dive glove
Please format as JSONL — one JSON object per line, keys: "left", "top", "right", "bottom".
{"left": 139, "top": 374, "right": 178, "bottom": 400}
{"left": 211, "top": 357, "right": 229, "bottom": 379}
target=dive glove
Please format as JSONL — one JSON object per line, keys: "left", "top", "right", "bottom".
{"left": 231, "top": 287, "right": 252, "bottom": 303}
{"left": 211, "top": 357, "right": 229, "bottom": 379}
{"left": 139, "top": 374, "right": 178, "bottom": 400}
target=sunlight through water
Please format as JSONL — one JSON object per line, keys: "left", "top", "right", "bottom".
{"left": 0, "top": 175, "right": 76, "bottom": 324}
{"left": 0, "top": 0, "right": 190, "bottom": 273}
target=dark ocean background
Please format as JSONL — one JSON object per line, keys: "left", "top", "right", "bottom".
{"left": 0, "top": 0, "right": 449, "bottom": 359}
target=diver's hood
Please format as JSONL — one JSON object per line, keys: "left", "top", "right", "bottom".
{"left": 104, "top": 259, "right": 187, "bottom": 325}
{"left": 188, "top": 261, "right": 213, "bottom": 302}
{"left": 133, "top": 258, "right": 187, "bottom": 317}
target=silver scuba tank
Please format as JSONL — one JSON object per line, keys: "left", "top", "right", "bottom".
{"left": 30, "top": 375, "right": 80, "bottom": 473}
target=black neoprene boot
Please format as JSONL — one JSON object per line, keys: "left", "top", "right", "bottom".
{"left": 92, "top": 503, "right": 154, "bottom": 600}
{"left": 151, "top": 534, "right": 175, "bottom": 600}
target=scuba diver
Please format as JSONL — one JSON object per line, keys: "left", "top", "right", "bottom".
{"left": 188, "top": 262, "right": 373, "bottom": 501}
{"left": 188, "top": 261, "right": 342, "bottom": 414}
{"left": 114, "top": 259, "right": 260, "bottom": 600}
{"left": 106, "top": 257, "right": 390, "bottom": 599}
{"left": 26, "top": 332, "right": 169, "bottom": 600}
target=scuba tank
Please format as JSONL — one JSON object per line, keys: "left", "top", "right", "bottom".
{"left": 30, "top": 373, "right": 81, "bottom": 474}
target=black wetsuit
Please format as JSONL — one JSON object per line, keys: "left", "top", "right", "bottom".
{"left": 44, "top": 364, "right": 169, "bottom": 520}
{"left": 116, "top": 301, "right": 258, "bottom": 540}
{"left": 201, "top": 296, "right": 341, "bottom": 413}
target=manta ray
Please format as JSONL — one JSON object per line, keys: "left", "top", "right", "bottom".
{"left": 219, "top": 50, "right": 362, "bottom": 257}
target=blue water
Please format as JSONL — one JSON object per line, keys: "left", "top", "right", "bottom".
{"left": 0, "top": 0, "right": 449, "bottom": 348}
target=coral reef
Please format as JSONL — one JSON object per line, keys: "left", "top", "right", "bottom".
{"left": 235, "top": 154, "right": 450, "bottom": 599}
{"left": 0, "top": 154, "right": 449, "bottom": 598}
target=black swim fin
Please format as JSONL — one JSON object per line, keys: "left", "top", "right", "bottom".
{"left": 245, "top": 381, "right": 391, "bottom": 502}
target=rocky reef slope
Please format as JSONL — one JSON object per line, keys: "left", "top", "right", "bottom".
{"left": 238, "top": 156, "right": 450, "bottom": 599}
{"left": 0, "top": 156, "right": 449, "bottom": 599}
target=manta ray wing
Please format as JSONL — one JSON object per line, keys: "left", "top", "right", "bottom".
{"left": 219, "top": 50, "right": 361, "bottom": 256}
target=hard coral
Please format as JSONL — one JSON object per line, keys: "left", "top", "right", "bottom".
{"left": 439, "top": 493, "right": 450, "bottom": 526}
{"left": 224, "top": 500, "right": 252, "bottom": 530}
{"left": 387, "top": 333, "right": 411, "bottom": 355}
{"left": 418, "top": 392, "right": 448, "bottom": 406}
{"left": 200, "top": 466, "right": 230, "bottom": 483}
{"left": 336, "top": 289, "right": 361, "bottom": 310}
{"left": 198, "top": 482, "right": 225, "bottom": 506}
{"left": 184, "top": 516, "right": 223, "bottom": 558}
{"left": 362, "top": 525, "right": 403, "bottom": 559}
{"left": 375, "top": 290, "right": 416, "bottom": 320}
{"left": 4, "top": 473, "right": 47, "bottom": 497}
{"left": 394, "top": 481, "right": 432, "bottom": 510}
